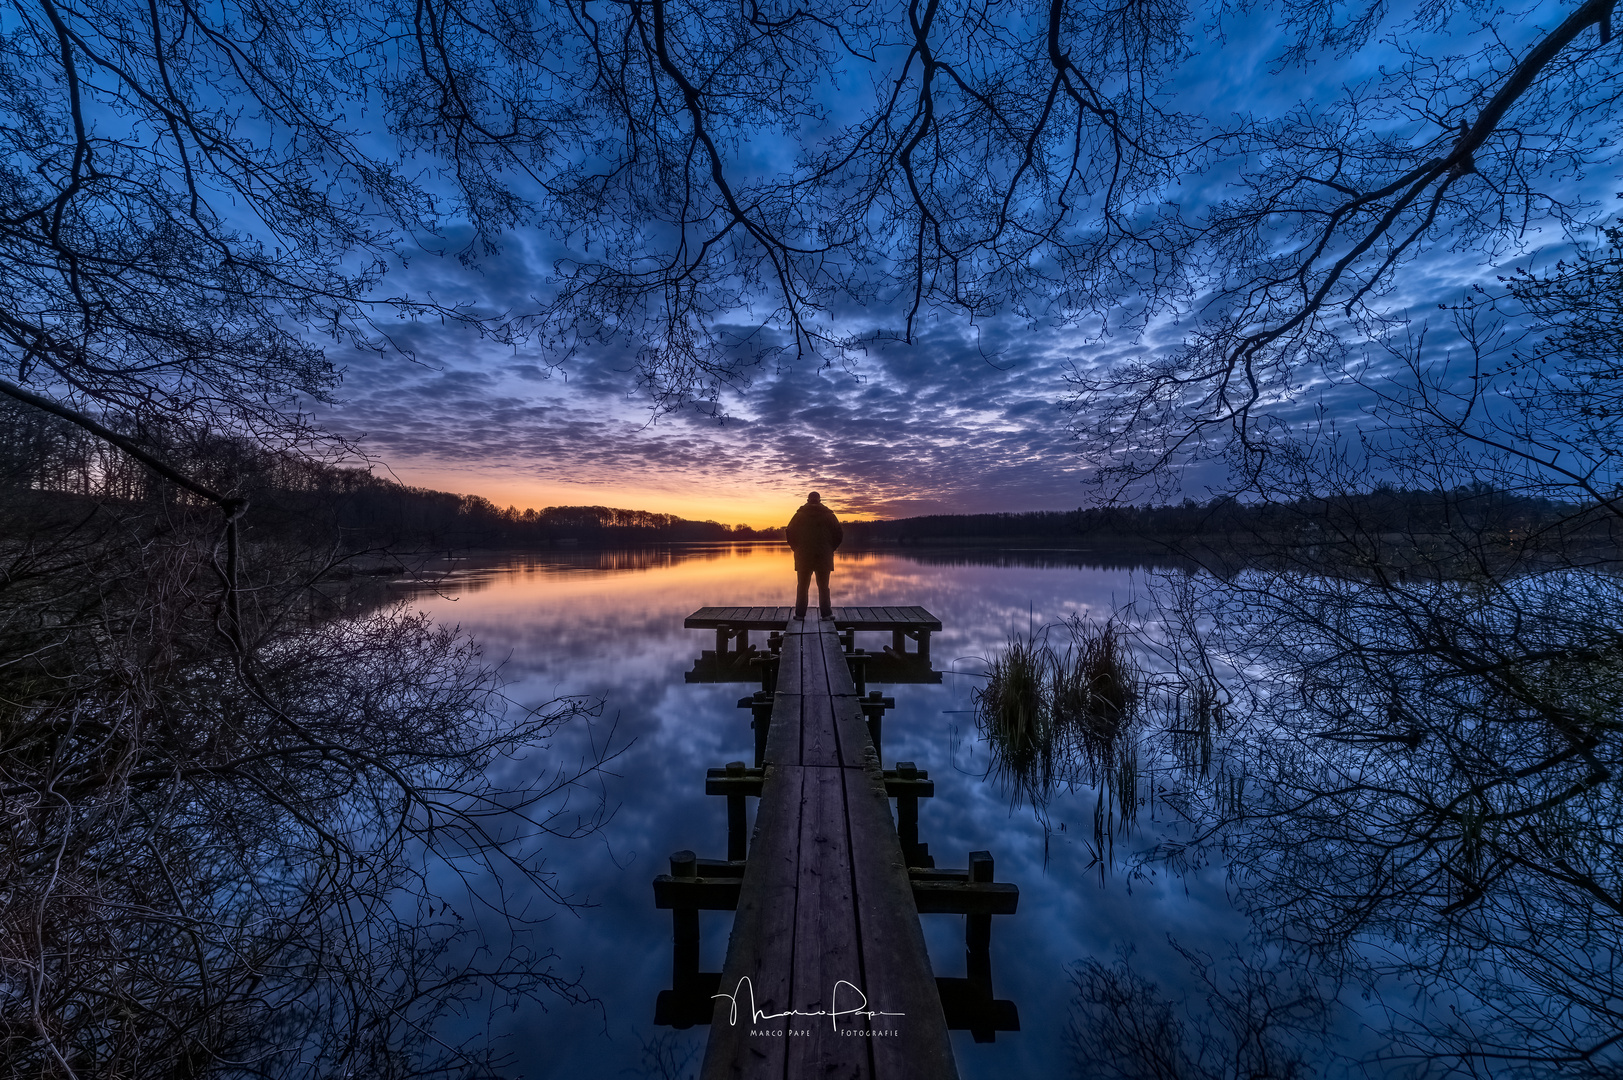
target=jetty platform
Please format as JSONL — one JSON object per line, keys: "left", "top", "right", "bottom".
{"left": 685, "top": 606, "right": 941, "bottom": 663}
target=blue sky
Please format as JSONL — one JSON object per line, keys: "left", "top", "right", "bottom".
{"left": 308, "top": 0, "right": 1616, "bottom": 527}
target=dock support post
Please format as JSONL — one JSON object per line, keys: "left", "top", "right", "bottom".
{"left": 861, "top": 690, "right": 894, "bottom": 763}
{"left": 715, "top": 626, "right": 729, "bottom": 658}
{"left": 740, "top": 691, "right": 773, "bottom": 766}
{"left": 748, "top": 653, "right": 779, "bottom": 695}
{"left": 671, "top": 850, "right": 700, "bottom": 995}
{"left": 917, "top": 630, "right": 932, "bottom": 663}
{"left": 848, "top": 651, "right": 868, "bottom": 696}
{"left": 966, "top": 850, "right": 995, "bottom": 1043}
{"left": 893, "top": 629, "right": 906, "bottom": 654}
{"left": 896, "top": 761, "right": 920, "bottom": 860}
{"left": 724, "top": 762, "right": 748, "bottom": 861}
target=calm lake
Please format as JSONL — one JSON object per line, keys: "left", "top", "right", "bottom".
{"left": 391, "top": 543, "right": 1251, "bottom": 1079}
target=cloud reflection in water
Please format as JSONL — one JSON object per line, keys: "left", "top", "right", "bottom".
{"left": 389, "top": 544, "right": 1248, "bottom": 1079}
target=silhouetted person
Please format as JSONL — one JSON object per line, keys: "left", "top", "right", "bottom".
{"left": 786, "top": 491, "right": 843, "bottom": 619}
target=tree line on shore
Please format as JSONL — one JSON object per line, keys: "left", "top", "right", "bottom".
{"left": 9, "top": 398, "right": 1614, "bottom": 560}
{"left": 0, "top": 400, "right": 777, "bottom": 548}
{"left": 841, "top": 490, "right": 1621, "bottom": 560}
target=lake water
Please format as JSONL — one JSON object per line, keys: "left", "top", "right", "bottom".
{"left": 391, "top": 543, "right": 1251, "bottom": 1079}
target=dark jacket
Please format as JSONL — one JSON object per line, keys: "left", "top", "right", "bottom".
{"left": 785, "top": 501, "right": 843, "bottom": 572}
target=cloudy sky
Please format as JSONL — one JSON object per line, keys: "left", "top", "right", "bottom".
{"left": 308, "top": 0, "right": 1609, "bottom": 529}
{"left": 321, "top": 299, "right": 1129, "bottom": 527}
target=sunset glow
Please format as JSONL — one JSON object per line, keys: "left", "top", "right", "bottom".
{"left": 392, "top": 463, "right": 876, "bottom": 530}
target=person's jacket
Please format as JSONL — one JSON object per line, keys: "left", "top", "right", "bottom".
{"left": 785, "top": 502, "right": 843, "bottom": 572}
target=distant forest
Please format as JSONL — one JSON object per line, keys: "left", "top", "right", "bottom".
{"left": 0, "top": 401, "right": 776, "bottom": 549}
{"left": 844, "top": 492, "right": 1618, "bottom": 555}
{"left": 5, "top": 399, "right": 1614, "bottom": 556}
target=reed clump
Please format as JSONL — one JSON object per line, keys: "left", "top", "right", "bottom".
{"left": 974, "top": 634, "right": 1054, "bottom": 795}
{"left": 1051, "top": 616, "right": 1141, "bottom": 781}
{"left": 975, "top": 617, "right": 1143, "bottom": 812}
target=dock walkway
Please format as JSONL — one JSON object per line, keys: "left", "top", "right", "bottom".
{"left": 701, "top": 613, "right": 956, "bottom": 1079}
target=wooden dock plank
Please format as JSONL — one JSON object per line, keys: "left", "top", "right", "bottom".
{"left": 805, "top": 623, "right": 832, "bottom": 694}
{"left": 799, "top": 623, "right": 849, "bottom": 767}
{"left": 845, "top": 761, "right": 957, "bottom": 1078}
{"left": 764, "top": 695, "right": 803, "bottom": 765}
{"left": 801, "top": 698, "right": 844, "bottom": 767}
{"left": 704, "top": 763, "right": 801, "bottom": 1076}
{"left": 786, "top": 765, "right": 862, "bottom": 1080}
{"left": 777, "top": 631, "right": 807, "bottom": 695}
{"left": 812, "top": 632, "right": 876, "bottom": 769}
{"left": 834, "top": 694, "right": 877, "bottom": 771}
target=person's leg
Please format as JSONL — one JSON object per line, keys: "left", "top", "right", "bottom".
{"left": 794, "top": 569, "right": 811, "bottom": 618}
{"left": 816, "top": 569, "right": 832, "bottom": 617}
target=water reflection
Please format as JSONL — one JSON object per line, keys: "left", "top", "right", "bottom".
{"left": 387, "top": 543, "right": 1243, "bottom": 1079}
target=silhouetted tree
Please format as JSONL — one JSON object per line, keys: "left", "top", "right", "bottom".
{"left": 1066, "top": 0, "right": 1622, "bottom": 498}
{"left": 0, "top": 420, "right": 607, "bottom": 1077}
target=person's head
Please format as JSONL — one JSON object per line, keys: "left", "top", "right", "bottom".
{"left": 807, "top": 491, "right": 821, "bottom": 504}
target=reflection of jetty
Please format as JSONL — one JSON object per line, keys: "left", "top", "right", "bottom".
{"left": 656, "top": 609, "right": 1018, "bottom": 1077}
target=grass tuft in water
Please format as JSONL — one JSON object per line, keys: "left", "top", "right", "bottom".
{"left": 1052, "top": 616, "right": 1140, "bottom": 782}
{"left": 974, "top": 634, "right": 1055, "bottom": 801}
{"left": 976, "top": 617, "right": 1144, "bottom": 822}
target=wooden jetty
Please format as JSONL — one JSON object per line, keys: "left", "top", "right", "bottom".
{"left": 655, "top": 609, "right": 1019, "bottom": 1079}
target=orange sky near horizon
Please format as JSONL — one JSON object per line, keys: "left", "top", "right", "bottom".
{"left": 393, "top": 463, "right": 872, "bottom": 530}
